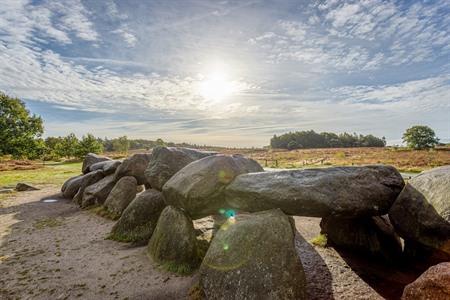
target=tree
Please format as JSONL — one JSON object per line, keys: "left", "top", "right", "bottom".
{"left": 0, "top": 92, "right": 44, "bottom": 158}
{"left": 76, "top": 133, "right": 103, "bottom": 158}
{"left": 112, "top": 135, "right": 130, "bottom": 153}
{"left": 155, "top": 138, "right": 166, "bottom": 146}
{"left": 55, "top": 133, "right": 79, "bottom": 158}
{"left": 403, "top": 125, "right": 439, "bottom": 150}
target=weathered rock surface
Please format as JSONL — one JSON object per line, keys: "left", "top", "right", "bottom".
{"left": 82, "top": 153, "right": 110, "bottom": 174}
{"left": 389, "top": 166, "right": 450, "bottom": 260}
{"left": 109, "top": 189, "right": 166, "bottom": 244}
{"left": 144, "top": 146, "right": 217, "bottom": 191}
{"left": 163, "top": 154, "right": 264, "bottom": 219}
{"left": 103, "top": 176, "right": 137, "bottom": 218}
{"left": 147, "top": 206, "right": 199, "bottom": 274}
{"left": 73, "top": 170, "right": 105, "bottom": 205}
{"left": 225, "top": 165, "right": 404, "bottom": 217}
{"left": 89, "top": 160, "right": 121, "bottom": 175}
{"left": 15, "top": 183, "right": 39, "bottom": 191}
{"left": 320, "top": 215, "right": 402, "bottom": 262}
{"left": 200, "top": 209, "right": 306, "bottom": 300}
{"left": 402, "top": 262, "right": 450, "bottom": 300}
{"left": 62, "top": 175, "right": 84, "bottom": 199}
{"left": 81, "top": 174, "right": 116, "bottom": 208}
{"left": 114, "top": 153, "right": 152, "bottom": 185}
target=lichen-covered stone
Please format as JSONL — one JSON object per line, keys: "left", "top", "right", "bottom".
{"left": 200, "top": 209, "right": 306, "bottom": 300}
{"left": 114, "top": 153, "right": 152, "bottom": 185}
{"left": 225, "top": 165, "right": 404, "bottom": 217}
{"left": 103, "top": 176, "right": 137, "bottom": 218}
{"left": 82, "top": 153, "right": 110, "bottom": 174}
{"left": 163, "top": 154, "right": 264, "bottom": 219}
{"left": 147, "top": 206, "right": 199, "bottom": 274}
{"left": 320, "top": 215, "right": 402, "bottom": 262}
{"left": 88, "top": 160, "right": 121, "bottom": 175}
{"left": 81, "top": 174, "right": 116, "bottom": 208}
{"left": 144, "top": 146, "right": 217, "bottom": 190}
{"left": 73, "top": 170, "right": 105, "bottom": 205}
{"left": 109, "top": 189, "right": 165, "bottom": 244}
{"left": 61, "top": 174, "right": 84, "bottom": 198}
{"left": 389, "top": 165, "right": 450, "bottom": 261}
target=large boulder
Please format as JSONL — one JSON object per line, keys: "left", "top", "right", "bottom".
{"left": 402, "top": 262, "right": 450, "bottom": 300}
{"left": 389, "top": 166, "right": 450, "bottom": 260}
{"left": 73, "top": 170, "right": 105, "bottom": 205}
{"left": 109, "top": 189, "right": 166, "bottom": 244}
{"left": 225, "top": 165, "right": 404, "bottom": 217}
{"left": 89, "top": 160, "right": 121, "bottom": 175}
{"left": 82, "top": 153, "right": 110, "bottom": 174}
{"left": 320, "top": 215, "right": 402, "bottom": 262}
{"left": 103, "top": 176, "right": 137, "bottom": 219}
{"left": 114, "top": 153, "right": 152, "bottom": 185}
{"left": 144, "top": 146, "right": 217, "bottom": 191}
{"left": 200, "top": 209, "right": 306, "bottom": 300}
{"left": 81, "top": 174, "right": 116, "bottom": 208}
{"left": 163, "top": 154, "right": 264, "bottom": 219}
{"left": 147, "top": 206, "right": 200, "bottom": 274}
{"left": 62, "top": 174, "right": 84, "bottom": 199}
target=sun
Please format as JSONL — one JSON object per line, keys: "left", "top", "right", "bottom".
{"left": 196, "top": 63, "right": 239, "bottom": 101}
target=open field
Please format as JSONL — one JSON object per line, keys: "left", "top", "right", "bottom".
{"left": 233, "top": 147, "right": 450, "bottom": 173}
{"left": 0, "top": 162, "right": 81, "bottom": 189}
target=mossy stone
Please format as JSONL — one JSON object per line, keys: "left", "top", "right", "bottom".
{"left": 109, "top": 189, "right": 165, "bottom": 244}
{"left": 147, "top": 206, "right": 200, "bottom": 274}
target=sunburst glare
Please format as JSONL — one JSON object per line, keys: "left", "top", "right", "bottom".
{"left": 196, "top": 62, "right": 240, "bottom": 101}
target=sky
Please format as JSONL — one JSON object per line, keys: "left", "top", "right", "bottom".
{"left": 0, "top": 0, "right": 449, "bottom": 147}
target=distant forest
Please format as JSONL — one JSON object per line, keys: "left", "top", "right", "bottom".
{"left": 270, "top": 130, "right": 386, "bottom": 150}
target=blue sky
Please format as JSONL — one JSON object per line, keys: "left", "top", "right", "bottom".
{"left": 0, "top": 0, "right": 449, "bottom": 146}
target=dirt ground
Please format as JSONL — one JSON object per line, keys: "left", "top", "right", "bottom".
{"left": 0, "top": 186, "right": 423, "bottom": 300}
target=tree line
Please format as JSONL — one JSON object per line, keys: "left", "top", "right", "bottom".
{"left": 1, "top": 91, "right": 442, "bottom": 159}
{"left": 270, "top": 130, "right": 387, "bottom": 150}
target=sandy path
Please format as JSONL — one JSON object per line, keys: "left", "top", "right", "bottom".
{"left": 0, "top": 187, "right": 418, "bottom": 299}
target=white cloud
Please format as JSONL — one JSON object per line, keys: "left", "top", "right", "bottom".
{"left": 250, "top": 0, "right": 450, "bottom": 72}
{"left": 112, "top": 24, "right": 137, "bottom": 47}
{"left": 332, "top": 75, "right": 450, "bottom": 113}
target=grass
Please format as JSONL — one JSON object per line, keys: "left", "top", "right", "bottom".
{"left": 310, "top": 233, "right": 328, "bottom": 247}
{"left": 89, "top": 205, "right": 120, "bottom": 220}
{"left": 33, "top": 217, "right": 64, "bottom": 229}
{"left": 0, "top": 161, "right": 81, "bottom": 188}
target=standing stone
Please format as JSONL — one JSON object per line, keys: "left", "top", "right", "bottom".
{"left": 200, "top": 209, "right": 307, "bottom": 300}
{"left": 114, "top": 153, "right": 152, "bottom": 185}
{"left": 147, "top": 206, "right": 199, "bottom": 274}
{"left": 389, "top": 166, "right": 450, "bottom": 260}
{"left": 82, "top": 153, "right": 110, "bottom": 174}
{"left": 320, "top": 215, "right": 402, "bottom": 262}
{"left": 225, "top": 165, "right": 404, "bottom": 217}
{"left": 73, "top": 170, "right": 105, "bottom": 205}
{"left": 103, "top": 176, "right": 137, "bottom": 219}
{"left": 144, "top": 146, "right": 217, "bottom": 190}
{"left": 109, "top": 189, "right": 166, "bottom": 244}
{"left": 81, "top": 174, "right": 116, "bottom": 208}
{"left": 402, "top": 262, "right": 450, "bottom": 300}
{"left": 163, "top": 155, "right": 264, "bottom": 219}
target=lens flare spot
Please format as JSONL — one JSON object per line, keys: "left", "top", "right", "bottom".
{"left": 223, "top": 243, "right": 229, "bottom": 251}
{"left": 224, "top": 209, "right": 236, "bottom": 218}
